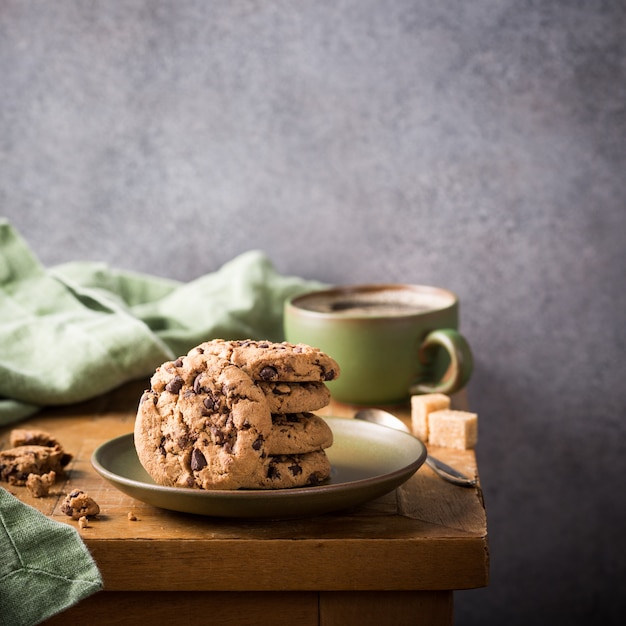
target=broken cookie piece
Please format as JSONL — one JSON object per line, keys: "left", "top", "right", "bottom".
{"left": 8, "top": 427, "right": 73, "bottom": 471}
{"left": 0, "top": 445, "right": 71, "bottom": 485}
{"left": 61, "top": 489, "right": 100, "bottom": 520}
{"left": 26, "top": 471, "right": 56, "bottom": 497}
{"left": 10, "top": 428, "right": 62, "bottom": 449}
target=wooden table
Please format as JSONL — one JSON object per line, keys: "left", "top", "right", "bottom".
{"left": 1, "top": 380, "right": 488, "bottom": 626}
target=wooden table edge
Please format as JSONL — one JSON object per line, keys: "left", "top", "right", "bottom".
{"left": 85, "top": 535, "right": 489, "bottom": 592}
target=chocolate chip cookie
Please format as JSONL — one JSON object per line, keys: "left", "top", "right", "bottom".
{"left": 255, "top": 451, "right": 331, "bottom": 489}
{"left": 265, "top": 412, "right": 333, "bottom": 455}
{"left": 191, "top": 339, "right": 340, "bottom": 382}
{"left": 135, "top": 353, "right": 275, "bottom": 490}
{"left": 256, "top": 381, "right": 331, "bottom": 414}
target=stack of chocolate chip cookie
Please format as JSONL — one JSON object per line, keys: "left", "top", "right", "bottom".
{"left": 134, "top": 339, "right": 340, "bottom": 490}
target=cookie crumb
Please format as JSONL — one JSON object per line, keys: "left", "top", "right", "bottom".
{"left": 127, "top": 511, "right": 138, "bottom": 521}
{"left": 60, "top": 489, "right": 100, "bottom": 520}
{"left": 25, "top": 471, "right": 56, "bottom": 497}
{"left": 0, "top": 445, "right": 71, "bottom": 485}
{"left": 78, "top": 516, "right": 89, "bottom": 529}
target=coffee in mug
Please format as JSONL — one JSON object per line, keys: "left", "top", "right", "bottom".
{"left": 284, "top": 284, "right": 473, "bottom": 405}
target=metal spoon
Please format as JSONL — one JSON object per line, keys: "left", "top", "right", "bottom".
{"left": 354, "top": 408, "right": 477, "bottom": 487}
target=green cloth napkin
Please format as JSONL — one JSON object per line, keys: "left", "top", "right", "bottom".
{"left": 0, "top": 219, "right": 326, "bottom": 624}
{"left": 0, "top": 219, "right": 325, "bottom": 425}
{"left": 0, "top": 487, "right": 103, "bottom": 626}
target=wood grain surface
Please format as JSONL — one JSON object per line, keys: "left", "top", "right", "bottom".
{"left": 1, "top": 381, "right": 488, "bottom": 625}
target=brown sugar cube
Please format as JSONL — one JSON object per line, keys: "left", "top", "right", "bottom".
{"left": 427, "top": 409, "right": 478, "bottom": 450}
{"left": 410, "top": 393, "right": 451, "bottom": 441}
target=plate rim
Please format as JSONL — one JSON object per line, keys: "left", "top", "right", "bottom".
{"left": 91, "top": 416, "right": 426, "bottom": 515}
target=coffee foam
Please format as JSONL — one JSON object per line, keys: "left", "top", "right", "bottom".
{"left": 297, "top": 288, "right": 451, "bottom": 317}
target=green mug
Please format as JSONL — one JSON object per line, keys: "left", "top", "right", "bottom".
{"left": 283, "top": 284, "right": 473, "bottom": 406}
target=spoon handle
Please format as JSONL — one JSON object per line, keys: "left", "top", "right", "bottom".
{"left": 425, "top": 456, "right": 476, "bottom": 487}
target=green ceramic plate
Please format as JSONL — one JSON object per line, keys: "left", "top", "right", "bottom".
{"left": 91, "top": 417, "right": 426, "bottom": 519}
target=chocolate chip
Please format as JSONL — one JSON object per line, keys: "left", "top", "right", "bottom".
{"left": 193, "top": 376, "right": 201, "bottom": 393}
{"left": 306, "top": 472, "right": 322, "bottom": 486}
{"left": 210, "top": 427, "right": 226, "bottom": 445}
{"left": 252, "top": 436, "right": 264, "bottom": 451}
{"left": 200, "top": 393, "right": 218, "bottom": 414}
{"left": 267, "top": 463, "right": 280, "bottom": 479}
{"left": 177, "top": 434, "right": 191, "bottom": 449}
{"left": 323, "top": 369, "right": 336, "bottom": 381}
{"left": 190, "top": 448, "right": 207, "bottom": 471}
{"left": 193, "top": 374, "right": 209, "bottom": 394}
{"left": 203, "top": 393, "right": 219, "bottom": 412}
{"left": 288, "top": 462, "right": 303, "bottom": 476}
{"left": 165, "top": 376, "right": 184, "bottom": 394}
{"left": 173, "top": 358, "right": 183, "bottom": 367}
{"left": 259, "top": 366, "right": 278, "bottom": 380}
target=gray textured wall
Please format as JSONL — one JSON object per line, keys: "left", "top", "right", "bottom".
{"left": 1, "top": 1, "right": 624, "bottom": 624}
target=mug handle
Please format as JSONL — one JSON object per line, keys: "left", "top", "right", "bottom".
{"left": 411, "top": 329, "right": 473, "bottom": 396}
